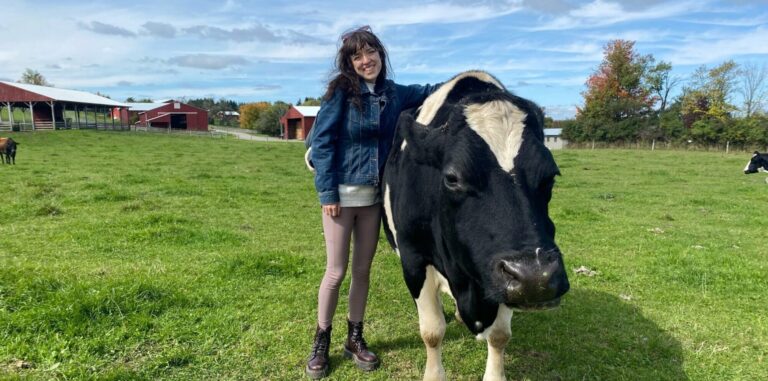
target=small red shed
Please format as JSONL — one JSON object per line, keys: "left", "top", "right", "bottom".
{"left": 135, "top": 101, "right": 208, "bottom": 131}
{"left": 280, "top": 105, "right": 319, "bottom": 140}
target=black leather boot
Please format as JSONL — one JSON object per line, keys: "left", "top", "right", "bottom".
{"left": 343, "top": 319, "right": 379, "bottom": 371}
{"left": 305, "top": 325, "right": 331, "bottom": 379}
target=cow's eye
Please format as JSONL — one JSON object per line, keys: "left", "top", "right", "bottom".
{"left": 444, "top": 169, "right": 462, "bottom": 190}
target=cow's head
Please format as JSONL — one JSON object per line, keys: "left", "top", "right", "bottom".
{"left": 400, "top": 71, "right": 569, "bottom": 310}
{"left": 744, "top": 151, "right": 768, "bottom": 174}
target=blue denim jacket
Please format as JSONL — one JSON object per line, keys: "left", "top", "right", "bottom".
{"left": 310, "top": 78, "right": 440, "bottom": 204}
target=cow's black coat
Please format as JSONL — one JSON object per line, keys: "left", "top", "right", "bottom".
{"left": 0, "top": 137, "right": 18, "bottom": 165}
{"left": 744, "top": 151, "right": 768, "bottom": 174}
{"left": 382, "top": 72, "right": 569, "bottom": 334}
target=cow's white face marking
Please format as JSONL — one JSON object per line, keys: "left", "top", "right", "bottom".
{"left": 417, "top": 71, "right": 504, "bottom": 126}
{"left": 744, "top": 161, "right": 752, "bottom": 172}
{"left": 464, "top": 100, "right": 527, "bottom": 172}
{"left": 382, "top": 183, "right": 400, "bottom": 258}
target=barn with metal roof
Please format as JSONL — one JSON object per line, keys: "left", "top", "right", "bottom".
{"left": 280, "top": 105, "right": 320, "bottom": 140}
{"left": 134, "top": 101, "right": 209, "bottom": 131}
{"left": 0, "top": 81, "right": 127, "bottom": 131}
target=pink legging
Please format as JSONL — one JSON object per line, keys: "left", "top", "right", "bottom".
{"left": 317, "top": 204, "right": 381, "bottom": 329}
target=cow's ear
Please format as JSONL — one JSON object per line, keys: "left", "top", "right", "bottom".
{"left": 399, "top": 111, "right": 445, "bottom": 167}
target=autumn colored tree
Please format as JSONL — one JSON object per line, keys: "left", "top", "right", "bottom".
{"left": 573, "top": 40, "right": 656, "bottom": 142}
{"left": 239, "top": 102, "right": 270, "bottom": 130}
{"left": 680, "top": 61, "right": 740, "bottom": 144}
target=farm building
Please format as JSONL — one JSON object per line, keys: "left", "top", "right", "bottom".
{"left": 544, "top": 128, "right": 567, "bottom": 150}
{"left": 116, "top": 100, "right": 209, "bottom": 131}
{"left": 0, "top": 81, "right": 128, "bottom": 131}
{"left": 218, "top": 110, "right": 240, "bottom": 122}
{"left": 280, "top": 105, "right": 319, "bottom": 140}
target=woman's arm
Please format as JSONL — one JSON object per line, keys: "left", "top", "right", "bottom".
{"left": 310, "top": 89, "right": 345, "bottom": 205}
{"left": 397, "top": 82, "right": 443, "bottom": 110}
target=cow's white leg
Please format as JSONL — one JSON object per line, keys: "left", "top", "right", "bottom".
{"left": 477, "top": 305, "right": 513, "bottom": 381}
{"left": 416, "top": 266, "right": 447, "bottom": 381}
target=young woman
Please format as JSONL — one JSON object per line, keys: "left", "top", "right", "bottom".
{"left": 305, "top": 26, "right": 440, "bottom": 379}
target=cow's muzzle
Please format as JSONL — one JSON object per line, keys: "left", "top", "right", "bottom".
{"left": 495, "top": 249, "right": 569, "bottom": 310}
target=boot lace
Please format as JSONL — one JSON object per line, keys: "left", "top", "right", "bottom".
{"left": 312, "top": 331, "right": 329, "bottom": 355}
{"left": 351, "top": 328, "right": 368, "bottom": 350}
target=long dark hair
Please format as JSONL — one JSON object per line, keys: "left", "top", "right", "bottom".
{"left": 323, "top": 26, "right": 392, "bottom": 109}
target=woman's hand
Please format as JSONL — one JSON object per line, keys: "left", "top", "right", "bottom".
{"left": 322, "top": 203, "right": 341, "bottom": 217}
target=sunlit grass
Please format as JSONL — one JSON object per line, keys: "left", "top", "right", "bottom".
{"left": 1, "top": 131, "right": 766, "bottom": 380}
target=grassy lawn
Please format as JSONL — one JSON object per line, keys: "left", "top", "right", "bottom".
{"left": 1, "top": 130, "right": 766, "bottom": 380}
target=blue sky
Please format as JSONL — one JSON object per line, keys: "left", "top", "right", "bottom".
{"left": 1, "top": 0, "right": 767, "bottom": 119}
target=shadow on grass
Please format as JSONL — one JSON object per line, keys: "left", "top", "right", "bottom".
{"left": 374, "top": 288, "right": 687, "bottom": 380}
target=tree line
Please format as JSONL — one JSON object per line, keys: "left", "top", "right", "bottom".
{"left": 562, "top": 40, "right": 768, "bottom": 149}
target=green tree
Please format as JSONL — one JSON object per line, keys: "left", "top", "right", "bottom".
{"left": 19, "top": 68, "right": 51, "bottom": 86}
{"left": 644, "top": 60, "right": 680, "bottom": 112}
{"left": 298, "top": 97, "right": 322, "bottom": 106}
{"left": 255, "top": 102, "right": 290, "bottom": 136}
{"left": 657, "top": 100, "right": 686, "bottom": 142}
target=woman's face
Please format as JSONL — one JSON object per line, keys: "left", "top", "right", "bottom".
{"left": 351, "top": 44, "right": 382, "bottom": 82}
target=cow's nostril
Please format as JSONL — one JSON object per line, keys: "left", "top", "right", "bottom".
{"left": 499, "top": 260, "right": 524, "bottom": 289}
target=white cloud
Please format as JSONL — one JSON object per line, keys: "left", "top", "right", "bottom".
{"left": 327, "top": 1, "right": 524, "bottom": 35}
{"left": 167, "top": 54, "right": 250, "bottom": 70}
{"left": 665, "top": 26, "right": 768, "bottom": 65}
{"left": 530, "top": 0, "right": 708, "bottom": 31}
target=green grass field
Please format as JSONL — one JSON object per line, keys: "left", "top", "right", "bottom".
{"left": 1, "top": 131, "right": 766, "bottom": 380}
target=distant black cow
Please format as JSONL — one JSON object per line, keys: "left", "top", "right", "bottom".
{"left": 0, "top": 137, "right": 18, "bottom": 165}
{"left": 382, "top": 71, "right": 569, "bottom": 381}
{"left": 744, "top": 151, "right": 768, "bottom": 175}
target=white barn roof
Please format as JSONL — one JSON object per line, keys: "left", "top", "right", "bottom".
{"left": 544, "top": 128, "right": 562, "bottom": 136}
{"left": 0, "top": 81, "right": 127, "bottom": 107}
{"left": 125, "top": 102, "right": 165, "bottom": 112}
{"left": 294, "top": 106, "right": 320, "bottom": 117}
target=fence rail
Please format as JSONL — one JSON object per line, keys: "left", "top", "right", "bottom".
{"left": 0, "top": 121, "right": 130, "bottom": 132}
{"left": 131, "top": 125, "right": 226, "bottom": 138}
{"left": 566, "top": 140, "right": 768, "bottom": 154}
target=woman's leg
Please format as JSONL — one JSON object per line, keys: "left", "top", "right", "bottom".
{"left": 348, "top": 204, "right": 381, "bottom": 323}
{"left": 317, "top": 209, "right": 356, "bottom": 329}
{"left": 343, "top": 204, "right": 382, "bottom": 371}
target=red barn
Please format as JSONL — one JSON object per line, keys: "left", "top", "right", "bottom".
{"left": 280, "top": 105, "right": 319, "bottom": 140}
{"left": 1, "top": 81, "right": 127, "bottom": 131}
{"left": 134, "top": 101, "right": 208, "bottom": 131}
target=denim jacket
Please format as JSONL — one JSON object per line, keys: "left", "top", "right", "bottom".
{"left": 309, "top": 78, "right": 440, "bottom": 205}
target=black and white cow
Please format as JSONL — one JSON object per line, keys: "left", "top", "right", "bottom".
{"left": 382, "top": 71, "right": 570, "bottom": 381}
{"left": 744, "top": 151, "right": 768, "bottom": 174}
